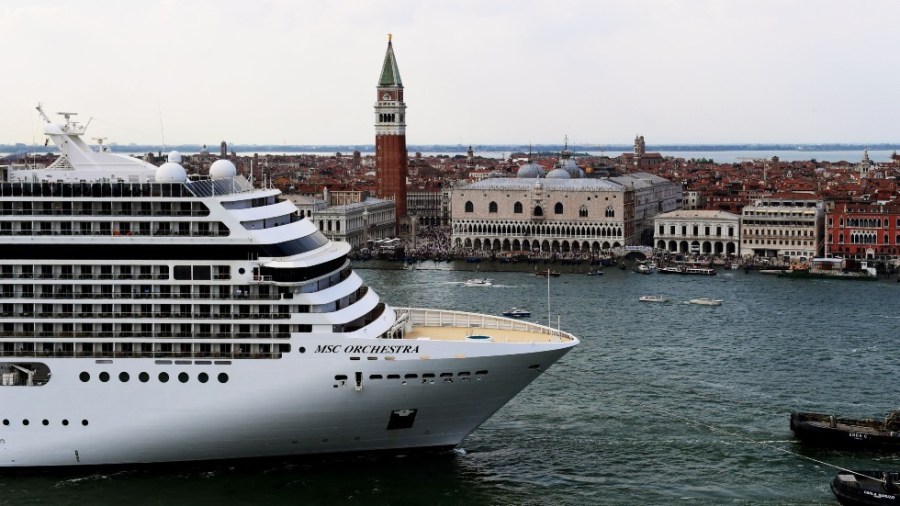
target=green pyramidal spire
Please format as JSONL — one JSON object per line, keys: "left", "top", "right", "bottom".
{"left": 379, "top": 34, "right": 402, "bottom": 87}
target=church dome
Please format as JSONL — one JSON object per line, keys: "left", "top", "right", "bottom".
{"left": 517, "top": 161, "right": 545, "bottom": 178}
{"left": 209, "top": 159, "right": 237, "bottom": 179}
{"left": 156, "top": 162, "right": 187, "bottom": 183}
{"left": 562, "top": 158, "right": 584, "bottom": 178}
{"left": 200, "top": 144, "right": 210, "bottom": 155}
{"left": 546, "top": 168, "right": 570, "bottom": 179}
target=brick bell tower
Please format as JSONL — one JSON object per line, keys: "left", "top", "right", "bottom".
{"left": 374, "top": 34, "right": 408, "bottom": 228}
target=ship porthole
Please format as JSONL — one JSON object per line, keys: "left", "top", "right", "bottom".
{"left": 139, "top": 372, "right": 149, "bottom": 383}
{"left": 22, "top": 419, "right": 29, "bottom": 426}
{"left": 42, "top": 419, "right": 49, "bottom": 426}
{"left": 99, "top": 372, "right": 110, "bottom": 383}
{"left": 159, "top": 372, "right": 169, "bottom": 383}
{"left": 79, "top": 372, "right": 90, "bottom": 382}
{"left": 62, "top": 419, "right": 69, "bottom": 426}
{"left": 299, "top": 347, "right": 306, "bottom": 353}
{"left": 217, "top": 373, "right": 229, "bottom": 383}
{"left": 81, "top": 420, "right": 88, "bottom": 426}
{"left": 119, "top": 372, "right": 130, "bottom": 382}
{"left": 2, "top": 419, "right": 8, "bottom": 426}
{"left": 178, "top": 372, "right": 189, "bottom": 383}
{"left": 198, "top": 372, "right": 209, "bottom": 383}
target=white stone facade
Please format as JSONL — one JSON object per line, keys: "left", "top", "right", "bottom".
{"left": 284, "top": 195, "right": 396, "bottom": 248}
{"left": 450, "top": 173, "right": 681, "bottom": 253}
{"left": 654, "top": 210, "right": 740, "bottom": 256}
{"left": 740, "top": 196, "right": 824, "bottom": 260}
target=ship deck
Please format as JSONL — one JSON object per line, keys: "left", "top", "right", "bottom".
{"left": 396, "top": 307, "right": 576, "bottom": 344}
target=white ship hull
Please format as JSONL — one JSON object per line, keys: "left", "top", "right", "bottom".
{"left": 1, "top": 336, "right": 571, "bottom": 467}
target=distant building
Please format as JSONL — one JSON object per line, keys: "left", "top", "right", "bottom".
{"left": 740, "top": 194, "right": 824, "bottom": 260}
{"left": 284, "top": 190, "right": 395, "bottom": 248}
{"left": 825, "top": 199, "right": 900, "bottom": 260}
{"left": 653, "top": 210, "right": 740, "bottom": 256}
{"left": 450, "top": 166, "right": 681, "bottom": 253}
{"left": 374, "top": 35, "right": 408, "bottom": 229}
{"left": 620, "top": 135, "right": 664, "bottom": 170}
{"left": 407, "top": 185, "right": 448, "bottom": 227}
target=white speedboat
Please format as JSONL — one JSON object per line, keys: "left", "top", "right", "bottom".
{"left": 639, "top": 295, "right": 669, "bottom": 303}
{"left": 0, "top": 106, "right": 578, "bottom": 468}
{"left": 501, "top": 308, "right": 531, "bottom": 318}
{"left": 464, "top": 278, "right": 493, "bottom": 287}
{"left": 688, "top": 298, "right": 723, "bottom": 306}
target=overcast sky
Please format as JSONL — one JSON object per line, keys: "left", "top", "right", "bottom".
{"left": 2, "top": 0, "right": 898, "bottom": 146}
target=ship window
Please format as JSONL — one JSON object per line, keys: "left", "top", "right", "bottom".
{"left": 404, "top": 374, "right": 418, "bottom": 379}
{"left": 335, "top": 375, "right": 348, "bottom": 381}
{"left": 192, "top": 265, "right": 211, "bottom": 280}
{"left": 22, "top": 419, "right": 29, "bottom": 426}
{"left": 475, "top": 370, "right": 488, "bottom": 375}
{"left": 198, "top": 372, "right": 209, "bottom": 383}
{"left": 174, "top": 266, "right": 191, "bottom": 280}
{"left": 369, "top": 374, "right": 383, "bottom": 380}
{"left": 99, "top": 372, "right": 110, "bottom": 382}
{"left": 82, "top": 419, "right": 88, "bottom": 426}
{"left": 139, "top": 372, "right": 149, "bottom": 382}
{"left": 217, "top": 373, "right": 229, "bottom": 383}
{"left": 159, "top": 372, "right": 169, "bottom": 383}
{"left": 79, "top": 372, "right": 90, "bottom": 382}
{"left": 178, "top": 372, "right": 189, "bottom": 383}
{"left": 422, "top": 373, "right": 435, "bottom": 379}
{"left": 387, "top": 374, "right": 400, "bottom": 379}
{"left": 62, "top": 419, "right": 68, "bottom": 426}
{"left": 119, "top": 372, "right": 129, "bottom": 382}
{"left": 42, "top": 419, "right": 49, "bottom": 426}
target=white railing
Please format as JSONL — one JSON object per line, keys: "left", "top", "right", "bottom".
{"left": 393, "top": 307, "right": 575, "bottom": 342}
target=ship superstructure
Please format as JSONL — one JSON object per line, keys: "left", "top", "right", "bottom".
{"left": 0, "top": 107, "right": 578, "bottom": 467}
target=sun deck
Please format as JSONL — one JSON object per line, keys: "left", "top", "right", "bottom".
{"left": 393, "top": 307, "right": 577, "bottom": 344}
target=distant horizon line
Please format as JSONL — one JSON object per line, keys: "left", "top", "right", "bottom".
{"left": 2, "top": 142, "right": 899, "bottom": 155}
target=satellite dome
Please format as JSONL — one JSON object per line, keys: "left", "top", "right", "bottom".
{"left": 517, "top": 161, "right": 546, "bottom": 179}
{"left": 209, "top": 159, "right": 237, "bottom": 179}
{"left": 156, "top": 162, "right": 187, "bottom": 183}
{"left": 167, "top": 150, "right": 182, "bottom": 163}
{"left": 546, "top": 168, "right": 570, "bottom": 179}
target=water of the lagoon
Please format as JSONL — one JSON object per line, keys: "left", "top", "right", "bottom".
{"left": 236, "top": 149, "right": 894, "bottom": 164}
{"left": 2, "top": 262, "right": 898, "bottom": 505}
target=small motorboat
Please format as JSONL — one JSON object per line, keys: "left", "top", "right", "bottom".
{"left": 464, "top": 278, "right": 493, "bottom": 287}
{"left": 501, "top": 308, "right": 531, "bottom": 318}
{"left": 586, "top": 269, "right": 604, "bottom": 276}
{"left": 639, "top": 295, "right": 669, "bottom": 303}
{"left": 688, "top": 298, "right": 722, "bottom": 306}
{"left": 790, "top": 410, "right": 900, "bottom": 450}
{"left": 535, "top": 270, "right": 560, "bottom": 277}
{"left": 831, "top": 470, "right": 900, "bottom": 505}
{"left": 634, "top": 264, "right": 652, "bottom": 274}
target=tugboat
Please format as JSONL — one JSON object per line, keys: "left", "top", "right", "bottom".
{"left": 831, "top": 470, "right": 900, "bottom": 505}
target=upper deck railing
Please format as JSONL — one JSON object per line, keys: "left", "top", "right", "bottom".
{"left": 393, "top": 307, "right": 576, "bottom": 343}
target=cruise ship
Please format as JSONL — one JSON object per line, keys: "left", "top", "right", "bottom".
{"left": 0, "top": 107, "right": 578, "bottom": 467}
